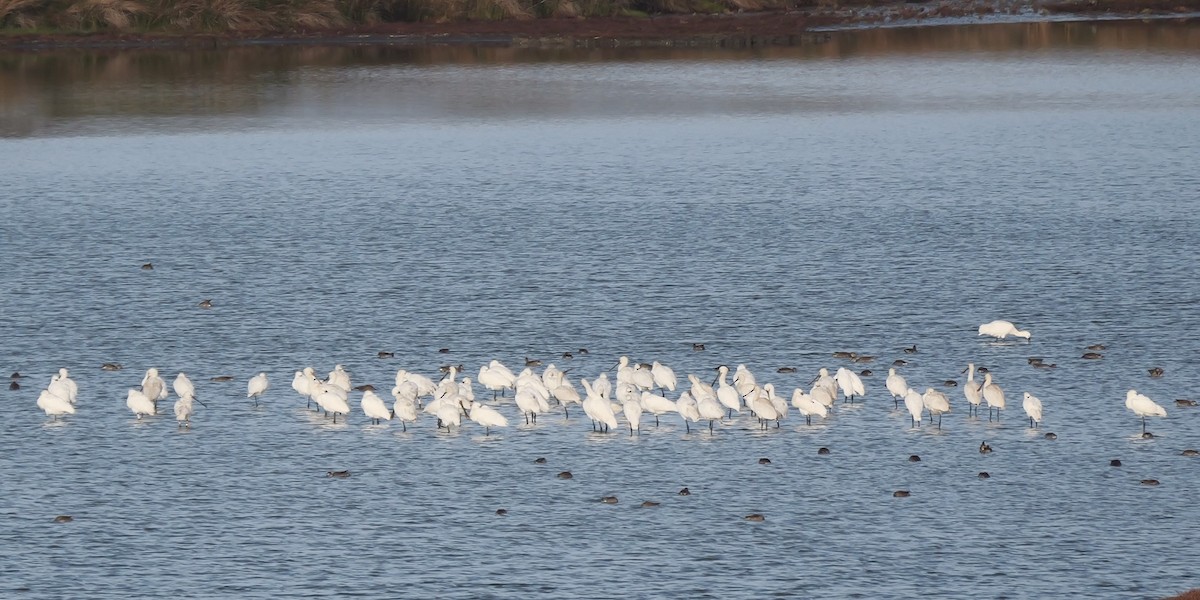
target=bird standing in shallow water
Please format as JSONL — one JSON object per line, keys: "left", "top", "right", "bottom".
{"left": 1023, "top": 392, "right": 1043, "bottom": 428}
{"left": 1125, "top": 390, "right": 1166, "bottom": 433}
{"left": 247, "top": 372, "right": 269, "bottom": 406}
{"left": 982, "top": 373, "right": 1005, "bottom": 421}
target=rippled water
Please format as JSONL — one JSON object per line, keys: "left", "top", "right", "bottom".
{"left": 2, "top": 20, "right": 1199, "bottom": 599}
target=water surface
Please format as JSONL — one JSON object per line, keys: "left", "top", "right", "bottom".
{"left": 2, "top": 20, "right": 1199, "bottom": 599}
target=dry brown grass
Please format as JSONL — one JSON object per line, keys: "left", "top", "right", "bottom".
{"left": 1164, "top": 590, "right": 1200, "bottom": 600}
{"left": 59, "top": 0, "right": 144, "bottom": 29}
{"left": 0, "top": 0, "right": 46, "bottom": 27}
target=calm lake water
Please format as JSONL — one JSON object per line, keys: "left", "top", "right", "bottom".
{"left": 2, "top": 19, "right": 1199, "bottom": 599}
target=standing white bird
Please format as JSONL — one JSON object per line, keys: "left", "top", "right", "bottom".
{"left": 676, "top": 390, "right": 701, "bottom": 433}
{"left": 696, "top": 390, "right": 725, "bottom": 434}
{"left": 392, "top": 394, "right": 419, "bottom": 431}
{"left": 435, "top": 401, "right": 462, "bottom": 431}
{"left": 292, "top": 370, "right": 312, "bottom": 406}
{"left": 37, "top": 389, "right": 76, "bottom": 419}
{"left": 835, "top": 367, "right": 866, "bottom": 403}
{"left": 982, "top": 373, "right": 1006, "bottom": 421}
{"left": 631, "top": 364, "right": 656, "bottom": 391}
{"left": 748, "top": 388, "right": 780, "bottom": 429}
{"left": 715, "top": 365, "right": 741, "bottom": 417}
{"left": 903, "top": 388, "right": 924, "bottom": 428}
{"left": 639, "top": 391, "right": 677, "bottom": 426}
{"left": 515, "top": 388, "right": 544, "bottom": 425}
{"left": 327, "top": 364, "right": 351, "bottom": 392}
{"left": 923, "top": 388, "right": 951, "bottom": 429}
{"left": 317, "top": 389, "right": 351, "bottom": 423}
{"left": 173, "top": 372, "right": 196, "bottom": 400}
{"left": 733, "top": 364, "right": 758, "bottom": 397}
{"left": 963, "top": 363, "right": 983, "bottom": 417}
{"left": 467, "top": 401, "right": 508, "bottom": 435}
{"left": 47, "top": 368, "right": 78, "bottom": 405}
{"left": 361, "top": 390, "right": 392, "bottom": 424}
{"left": 553, "top": 378, "right": 582, "bottom": 418}
{"left": 812, "top": 368, "right": 837, "bottom": 402}
{"left": 791, "top": 388, "right": 827, "bottom": 425}
{"left": 651, "top": 361, "right": 677, "bottom": 393}
{"left": 247, "top": 372, "right": 269, "bottom": 406}
{"left": 592, "top": 372, "right": 612, "bottom": 400}
{"left": 622, "top": 395, "right": 643, "bottom": 435}
{"left": 1022, "top": 392, "right": 1043, "bottom": 428}
{"left": 126, "top": 389, "right": 156, "bottom": 419}
{"left": 885, "top": 368, "right": 908, "bottom": 408}
{"left": 478, "top": 364, "right": 515, "bottom": 399}
{"left": 978, "top": 319, "right": 1031, "bottom": 340}
{"left": 581, "top": 379, "right": 618, "bottom": 433}
{"left": 173, "top": 393, "right": 205, "bottom": 427}
{"left": 141, "top": 368, "right": 168, "bottom": 407}
{"left": 1125, "top": 390, "right": 1166, "bottom": 433}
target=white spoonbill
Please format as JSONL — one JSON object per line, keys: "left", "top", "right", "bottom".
{"left": 748, "top": 388, "right": 779, "bottom": 430}
{"left": 392, "top": 395, "right": 419, "bottom": 431}
{"left": 696, "top": 390, "right": 725, "bottom": 434}
{"left": 885, "top": 368, "right": 908, "bottom": 408}
{"left": 47, "top": 368, "right": 78, "bottom": 405}
{"left": 791, "top": 388, "right": 827, "bottom": 425}
{"left": 982, "top": 373, "right": 1005, "bottom": 421}
{"left": 361, "top": 390, "right": 392, "bottom": 424}
{"left": 715, "top": 365, "right": 741, "bottom": 417}
{"left": 676, "top": 391, "right": 701, "bottom": 433}
{"left": 1022, "top": 392, "right": 1043, "bottom": 428}
{"left": 127, "top": 388, "right": 156, "bottom": 419}
{"left": 903, "top": 388, "right": 924, "bottom": 428}
{"left": 639, "top": 391, "right": 677, "bottom": 426}
{"left": 651, "top": 361, "right": 677, "bottom": 393}
{"left": 963, "top": 363, "right": 983, "bottom": 417}
{"left": 581, "top": 379, "right": 618, "bottom": 433}
{"left": 622, "top": 395, "right": 643, "bottom": 435}
{"left": 435, "top": 401, "right": 462, "bottom": 431}
{"left": 812, "top": 368, "right": 837, "bottom": 401}
{"left": 327, "top": 364, "right": 351, "bottom": 392}
{"left": 592, "top": 372, "right": 612, "bottom": 400}
{"left": 316, "top": 389, "right": 351, "bottom": 423}
{"left": 922, "top": 388, "right": 951, "bottom": 429}
{"left": 292, "top": 370, "right": 313, "bottom": 406}
{"left": 978, "top": 320, "right": 1031, "bottom": 340}
{"left": 467, "top": 401, "right": 508, "bottom": 435}
{"left": 733, "top": 364, "right": 757, "bottom": 397}
{"left": 515, "top": 388, "right": 545, "bottom": 424}
{"left": 835, "top": 367, "right": 866, "bottom": 403}
{"left": 1125, "top": 390, "right": 1166, "bottom": 433}
{"left": 247, "top": 372, "right": 269, "bottom": 406}
{"left": 141, "top": 368, "right": 168, "bottom": 407}
{"left": 541, "top": 364, "right": 565, "bottom": 391}
{"left": 173, "top": 372, "right": 196, "bottom": 400}
{"left": 37, "top": 389, "right": 76, "bottom": 419}
{"left": 173, "top": 393, "right": 206, "bottom": 428}
{"left": 553, "top": 379, "right": 582, "bottom": 418}
{"left": 765, "top": 384, "right": 788, "bottom": 424}
{"left": 478, "top": 364, "right": 515, "bottom": 399}
{"left": 631, "top": 363, "right": 655, "bottom": 391}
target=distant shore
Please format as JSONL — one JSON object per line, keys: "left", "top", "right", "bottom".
{"left": 2, "top": 0, "right": 1198, "bottom": 50}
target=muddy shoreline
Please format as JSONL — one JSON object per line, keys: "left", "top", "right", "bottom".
{"left": 1, "top": 1, "right": 1198, "bottom": 51}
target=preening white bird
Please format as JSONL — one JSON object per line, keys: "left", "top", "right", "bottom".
{"left": 835, "top": 367, "right": 865, "bottom": 403}
{"left": 651, "top": 361, "right": 677, "bottom": 393}
{"left": 173, "top": 372, "right": 195, "bottom": 400}
{"left": 639, "top": 391, "right": 677, "bottom": 426}
{"left": 292, "top": 370, "right": 312, "bottom": 402}
{"left": 687, "top": 374, "right": 716, "bottom": 405}
{"left": 982, "top": 373, "right": 1006, "bottom": 421}
{"left": 396, "top": 370, "right": 438, "bottom": 399}
{"left": 812, "top": 368, "right": 837, "bottom": 402}
{"left": 467, "top": 401, "right": 508, "bottom": 435}
{"left": 581, "top": 379, "right": 618, "bottom": 433}
{"left": 1125, "top": 390, "right": 1166, "bottom": 433}
{"left": 478, "top": 364, "right": 515, "bottom": 399}
{"left": 765, "top": 384, "right": 788, "bottom": 423}
{"left": 923, "top": 388, "right": 951, "bottom": 429}
{"left": 37, "top": 389, "right": 76, "bottom": 419}
{"left": 141, "top": 368, "right": 168, "bottom": 406}
{"left": 541, "top": 364, "right": 565, "bottom": 391}
{"left": 622, "top": 396, "right": 643, "bottom": 435}
{"left": 247, "top": 372, "right": 269, "bottom": 406}
{"left": 715, "top": 365, "right": 741, "bottom": 417}
{"left": 1022, "top": 392, "right": 1043, "bottom": 428}
{"left": 392, "top": 395, "right": 419, "bottom": 431}
{"left": 676, "top": 390, "right": 701, "bottom": 433}
{"left": 48, "top": 368, "right": 78, "bottom": 405}
{"left": 903, "top": 388, "right": 924, "bottom": 428}
{"left": 327, "top": 364, "right": 351, "bottom": 392}
{"left": 791, "top": 388, "right": 827, "bottom": 425}
{"left": 631, "top": 364, "right": 655, "bottom": 391}
{"left": 316, "top": 389, "right": 351, "bottom": 423}
{"left": 173, "top": 393, "right": 205, "bottom": 427}
{"left": 696, "top": 390, "right": 725, "bottom": 434}
{"left": 592, "top": 372, "right": 612, "bottom": 400}
{"left": 810, "top": 384, "right": 836, "bottom": 409}
{"left": 615, "top": 356, "right": 636, "bottom": 386}
{"left": 748, "top": 388, "right": 779, "bottom": 429}
{"left": 515, "top": 388, "right": 545, "bottom": 424}
{"left": 435, "top": 401, "right": 462, "bottom": 431}
{"left": 978, "top": 319, "right": 1031, "bottom": 340}
{"left": 963, "top": 363, "right": 983, "bottom": 417}
{"left": 885, "top": 368, "right": 908, "bottom": 408}
{"left": 733, "top": 364, "right": 757, "bottom": 397}
{"left": 126, "top": 388, "right": 156, "bottom": 419}
{"left": 361, "top": 390, "right": 392, "bottom": 424}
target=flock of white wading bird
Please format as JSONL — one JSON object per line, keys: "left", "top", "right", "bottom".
{"left": 25, "top": 320, "right": 1178, "bottom": 436}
